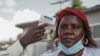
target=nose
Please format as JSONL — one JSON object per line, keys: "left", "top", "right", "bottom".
{"left": 63, "top": 27, "right": 73, "bottom": 35}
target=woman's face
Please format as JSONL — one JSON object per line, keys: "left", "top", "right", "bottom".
{"left": 58, "top": 15, "right": 84, "bottom": 48}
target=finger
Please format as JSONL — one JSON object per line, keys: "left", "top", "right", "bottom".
{"left": 32, "top": 37, "right": 42, "bottom": 43}
{"left": 36, "top": 33, "right": 44, "bottom": 37}
{"left": 37, "top": 23, "right": 49, "bottom": 29}
{"left": 33, "top": 29, "right": 45, "bottom": 34}
{"left": 34, "top": 31, "right": 44, "bottom": 38}
{"left": 36, "top": 37, "right": 42, "bottom": 41}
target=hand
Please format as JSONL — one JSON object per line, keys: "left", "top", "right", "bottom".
{"left": 20, "top": 23, "right": 48, "bottom": 48}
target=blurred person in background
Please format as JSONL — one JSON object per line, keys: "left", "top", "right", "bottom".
{"left": 46, "top": 29, "right": 54, "bottom": 51}
{"left": 0, "top": 9, "right": 100, "bottom": 56}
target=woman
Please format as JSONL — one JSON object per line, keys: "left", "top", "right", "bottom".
{"left": 44, "top": 9, "right": 100, "bottom": 56}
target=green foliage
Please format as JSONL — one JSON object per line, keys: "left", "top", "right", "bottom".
{"left": 54, "top": 0, "right": 87, "bottom": 17}
{"left": 71, "top": 0, "right": 86, "bottom": 10}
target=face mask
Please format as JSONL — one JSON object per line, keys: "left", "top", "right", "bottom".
{"left": 58, "top": 39, "right": 84, "bottom": 55}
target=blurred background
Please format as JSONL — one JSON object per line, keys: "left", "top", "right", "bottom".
{"left": 0, "top": 0, "right": 100, "bottom": 56}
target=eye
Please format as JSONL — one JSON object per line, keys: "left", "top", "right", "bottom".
{"left": 60, "top": 25, "right": 67, "bottom": 29}
{"left": 72, "top": 24, "right": 80, "bottom": 29}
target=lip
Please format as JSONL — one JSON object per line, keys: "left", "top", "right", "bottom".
{"left": 63, "top": 38, "right": 74, "bottom": 42}
{"left": 62, "top": 36, "right": 74, "bottom": 40}
{"left": 60, "top": 36, "right": 75, "bottom": 47}
{"left": 61, "top": 36, "right": 75, "bottom": 42}
{"left": 62, "top": 38, "right": 74, "bottom": 47}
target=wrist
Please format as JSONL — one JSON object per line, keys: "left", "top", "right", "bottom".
{"left": 19, "top": 39, "right": 27, "bottom": 49}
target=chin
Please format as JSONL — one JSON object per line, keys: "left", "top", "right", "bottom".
{"left": 64, "top": 43, "right": 73, "bottom": 48}
{"left": 62, "top": 41, "right": 74, "bottom": 48}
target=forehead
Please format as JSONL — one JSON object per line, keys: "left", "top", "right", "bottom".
{"left": 60, "top": 15, "right": 83, "bottom": 25}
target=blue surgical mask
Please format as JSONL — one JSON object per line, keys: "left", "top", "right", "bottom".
{"left": 58, "top": 39, "right": 84, "bottom": 55}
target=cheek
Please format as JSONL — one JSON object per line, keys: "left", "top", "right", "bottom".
{"left": 74, "top": 30, "right": 84, "bottom": 40}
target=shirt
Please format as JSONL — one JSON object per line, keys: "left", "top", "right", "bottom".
{"left": 41, "top": 47, "right": 100, "bottom": 56}
{"left": 0, "top": 41, "right": 100, "bottom": 56}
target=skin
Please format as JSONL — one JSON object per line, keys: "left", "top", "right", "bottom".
{"left": 58, "top": 15, "right": 84, "bottom": 48}
{"left": 20, "top": 23, "right": 49, "bottom": 48}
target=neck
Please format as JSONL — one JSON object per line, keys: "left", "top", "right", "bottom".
{"left": 74, "top": 49, "right": 83, "bottom": 56}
